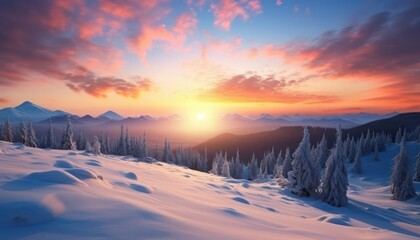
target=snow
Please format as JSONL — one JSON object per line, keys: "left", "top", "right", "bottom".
{"left": 0, "top": 141, "right": 419, "bottom": 239}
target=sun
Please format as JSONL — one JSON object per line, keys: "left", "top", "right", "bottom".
{"left": 196, "top": 112, "right": 206, "bottom": 121}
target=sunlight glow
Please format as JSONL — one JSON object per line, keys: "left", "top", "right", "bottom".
{"left": 196, "top": 112, "right": 206, "bottom": 121}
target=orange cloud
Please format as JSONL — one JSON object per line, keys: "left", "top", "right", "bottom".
{"left": 63, "top": 66, "right": 153, "bottom": 98}
{"left": 198, "top": 74, "right": 337, "bottom": 103}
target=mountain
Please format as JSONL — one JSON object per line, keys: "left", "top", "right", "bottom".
{"left": 196, "top": 112, "right": 420, "bottom": 164}
{"left": 194, "top": 126, "right": 337, "bottom": 164}
{"left": 0, "top": 101, "right": 67, "bottom": 122}
{"left": 97, "top": 111, "right": 124, "bottom": 121}
{"left": 345, "top": 112, "right": 420, "bottom": 139}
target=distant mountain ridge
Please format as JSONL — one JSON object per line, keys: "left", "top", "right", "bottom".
{"left": 195, "top": 112, "right": 420, "bottom": 163}
{"left": 0, "top": 101, "right": 67, "bottom": 122}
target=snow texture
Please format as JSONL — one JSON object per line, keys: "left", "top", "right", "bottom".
{"left": 0, "top": 141, "right": 419, "bottom": 239}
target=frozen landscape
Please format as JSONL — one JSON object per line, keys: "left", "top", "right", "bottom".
{"left": 0, "top": 140, "right": 419, "bottom": 239}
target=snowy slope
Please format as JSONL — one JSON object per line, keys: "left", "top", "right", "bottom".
{"left": 0, "top": 141, "right": 419, "bottom": 240}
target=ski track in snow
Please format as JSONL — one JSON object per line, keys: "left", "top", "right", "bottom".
{"left": 0, "top": 141, "right": 419, "bottom": 239}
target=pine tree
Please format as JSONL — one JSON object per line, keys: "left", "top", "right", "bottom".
{"left": 85, "top": 140, "right": 93, "bottom": 153}
{"left": 4, "top": 118, "right": 13, "bottom": 142}
{"left": 248, "top": 153, "right": 259, "bottom": 180}
{"left": 221, "top": 157, "right": 231, "bottom": 178}
{"left": 62, "top": 115, "right": 76, "bottom": 150}
{"left": 140, "top": 131, "right": 149, "bottom": 158}
{"left": 268, "top": 147, "right": 276, "bottom": 175}
{"left": 353, "top": 140, "right": 362, "bottom": 174}
{"left": 373, "top": 137, "right": 379, "bottom": 161}
{"left": 162, "top": 138, "right": 173, "bottom": 163}
{"left": 92, "top": 136, "right": 101, "bottom": 155}
{"left": 413, "top": 151, "right": 420, "bottom": 182}
{"left": 46, "top": 118, "right": 55, "bottom": 149}
{"left": 390, "top": 134, "right": 416, "bottom": 200}
{"left": 19, "top": 122, "right": 28, "bottom": 145}
{"left": 27, "top": 122, "right": 37, "bottom": 148}
{"left": 291, "top": 127, "right": 320, "bottom": 196}
{"left": 317, "top": 134, "right": 329, "bottom": 168}
{"left": 259, "top": 152, "right": 269, "bottom": 179}
{"left": 282, "top": 147, "right": 293, "bottom": 178}
{"left": 76, "top": 132, "right": 86, "bottom": 150}
{"left": 125, "top": 128, "right": 131, "bottom": 155}
{"left": 117, "top": 125, "right": 126, "bottom": 155}
{"left": 273, "top": 150, "right": 283, "bottom": 177}
{"left": 232, "top": 150, "right": 243, "bottom": 179}
{"left": 321, "top": 125, "right": 348, "bottom": 207}
{"left": 348, "top": 138, "right": 356, "bottom": 163}
{"left": 395, "top": 128, "right": 402, "bottom": 144}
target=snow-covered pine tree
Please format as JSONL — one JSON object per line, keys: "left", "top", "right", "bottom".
{"left": 317, "top": 134, "right": 329, "bottom": 168}
{"left": 395, "top": 128, "right": 402, "bottom": 144}
{"left": 115, "top": 125, "right": 126, "bottom": 155}
{"left": 46, "top": 118, "right": 55, "bottom": 149}
{"left": 353, "top": 139, "right": 362, "bottom": 174}
{"left": 282, "top": 147, "right": 293, "bottom": 178}
{"left": 343, "top": 134, "right": 350, "bottom": 160}
{"left": 232, "top": 150, "right": 243, "bottom": 179}
{"left": 125, "top": 129, "right": 131, "bottom": 156}
{"left": 221, "top": 157, "right": 231, "bottom": 178}
{"left": 413, "top": 150, "right": 420, "bottom": 182}
{"left": 62, "top": 115, "right": 76, "bottom": 150}
{"left": 27, "top": 122, "right": 37, "bottom": 148}
{"left": 321, "top": 125, "right": 348, "bottom": 207}
{"left": 140, "top": 131, "right": 149, "bottom": 158}
{"left": 258, "top": 152, "right": 269, "bottom": 179}
{"left": 161, "top": 138, "right": 173, "bottom": 163}
{"left": 76, "top": 132, "right": 86, "bottom": 150}
{"left": 373, "top": 136, "right": 379, "bottom": 161}
{"left": 248, "top": 153, "right": 259, "bottom": 180}
{"left": 92, "top": 136, "right": 101, "bottom": 155}
{"left": 273, "top": 150, "right": 283, "bottom": 177}
{"left": 291, "top": 127, "right": 320, "bottom": 196}
{"left": 268, "top": 147, "right": 276, "bottom": 175}
{"left": 85, "top": 140, "right": 93, "bottom": 153}
{"left": 19, "top": 122, "right": 28, "bottom": 145}
{"left": 4, "top": 118, "right": 13, "bottom": 142}
{"left": 348, "top": 137, "right": 356, "bottom": 163}
{"left": 390, "top": 134, "right": 416, "bottom": 200}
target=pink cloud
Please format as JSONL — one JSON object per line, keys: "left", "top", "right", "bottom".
{"left": 210, "top": 0, "right": 262, "bottom": 30}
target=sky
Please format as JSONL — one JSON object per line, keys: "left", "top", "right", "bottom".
{"left": 0, "top": 0, "right": 419, "bottom": 119}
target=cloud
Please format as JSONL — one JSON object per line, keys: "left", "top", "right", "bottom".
{"left": 210, "top": 0, "right": 261, "bottom": 30}
{"left": 198, "top": 74, "right": 337, "bottom": 103}
{"left": 63, "top": 67, "right": 152, "bottom": 98}
{"left": 0, "top": 98, "right": 9, "bottom": 104}
{"left": 247, "top": 4, "right": 420, "bottom": 106}
{"left": 0, "top": 0, "right": 153, "bottom": 98}
{"left": 300, "top": 6, "right": 420, "bottom": 85}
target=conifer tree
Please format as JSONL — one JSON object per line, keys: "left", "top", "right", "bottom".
{"left": 248, "top": 153, "right": 259, "bottom": 180}
{"left": 4, "top": 118, "right": 13, "bottom": 142}
{"left": 390, "top": 134, "right": 416, "bottom": 200}
{"left": 282, "top": 147, "right": 293, "bottom": 178}
{"left": 291, "top": 127, "right": 320, "bottom": 196}
{"left": 321, "top": 125, "right": 348, "bottom": 207}
{"left": 353, "top": 140, "right": 362, "bottom": 174}
{"left": 46, "top": 118, "right": 55, "bottom": 149}
{"left": 19, "top": 122, "right": 28, "bottom": 145}
{"left": 413, "top": 150, "right": 420, "bottom": 182}
{"left": 62, "top": 115, "right": 76, "bottom": 150}
{"left": 92, "top": 136, "right": 101, "bottom": 155}
{"left": 27, "top": 122, "right": 37, "bottom": 148}
{"left": 117, "top": 125, "right": 126, "bottom": 155}
{"left": 317, "top": 134, "right": 329, "bottom": 168}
